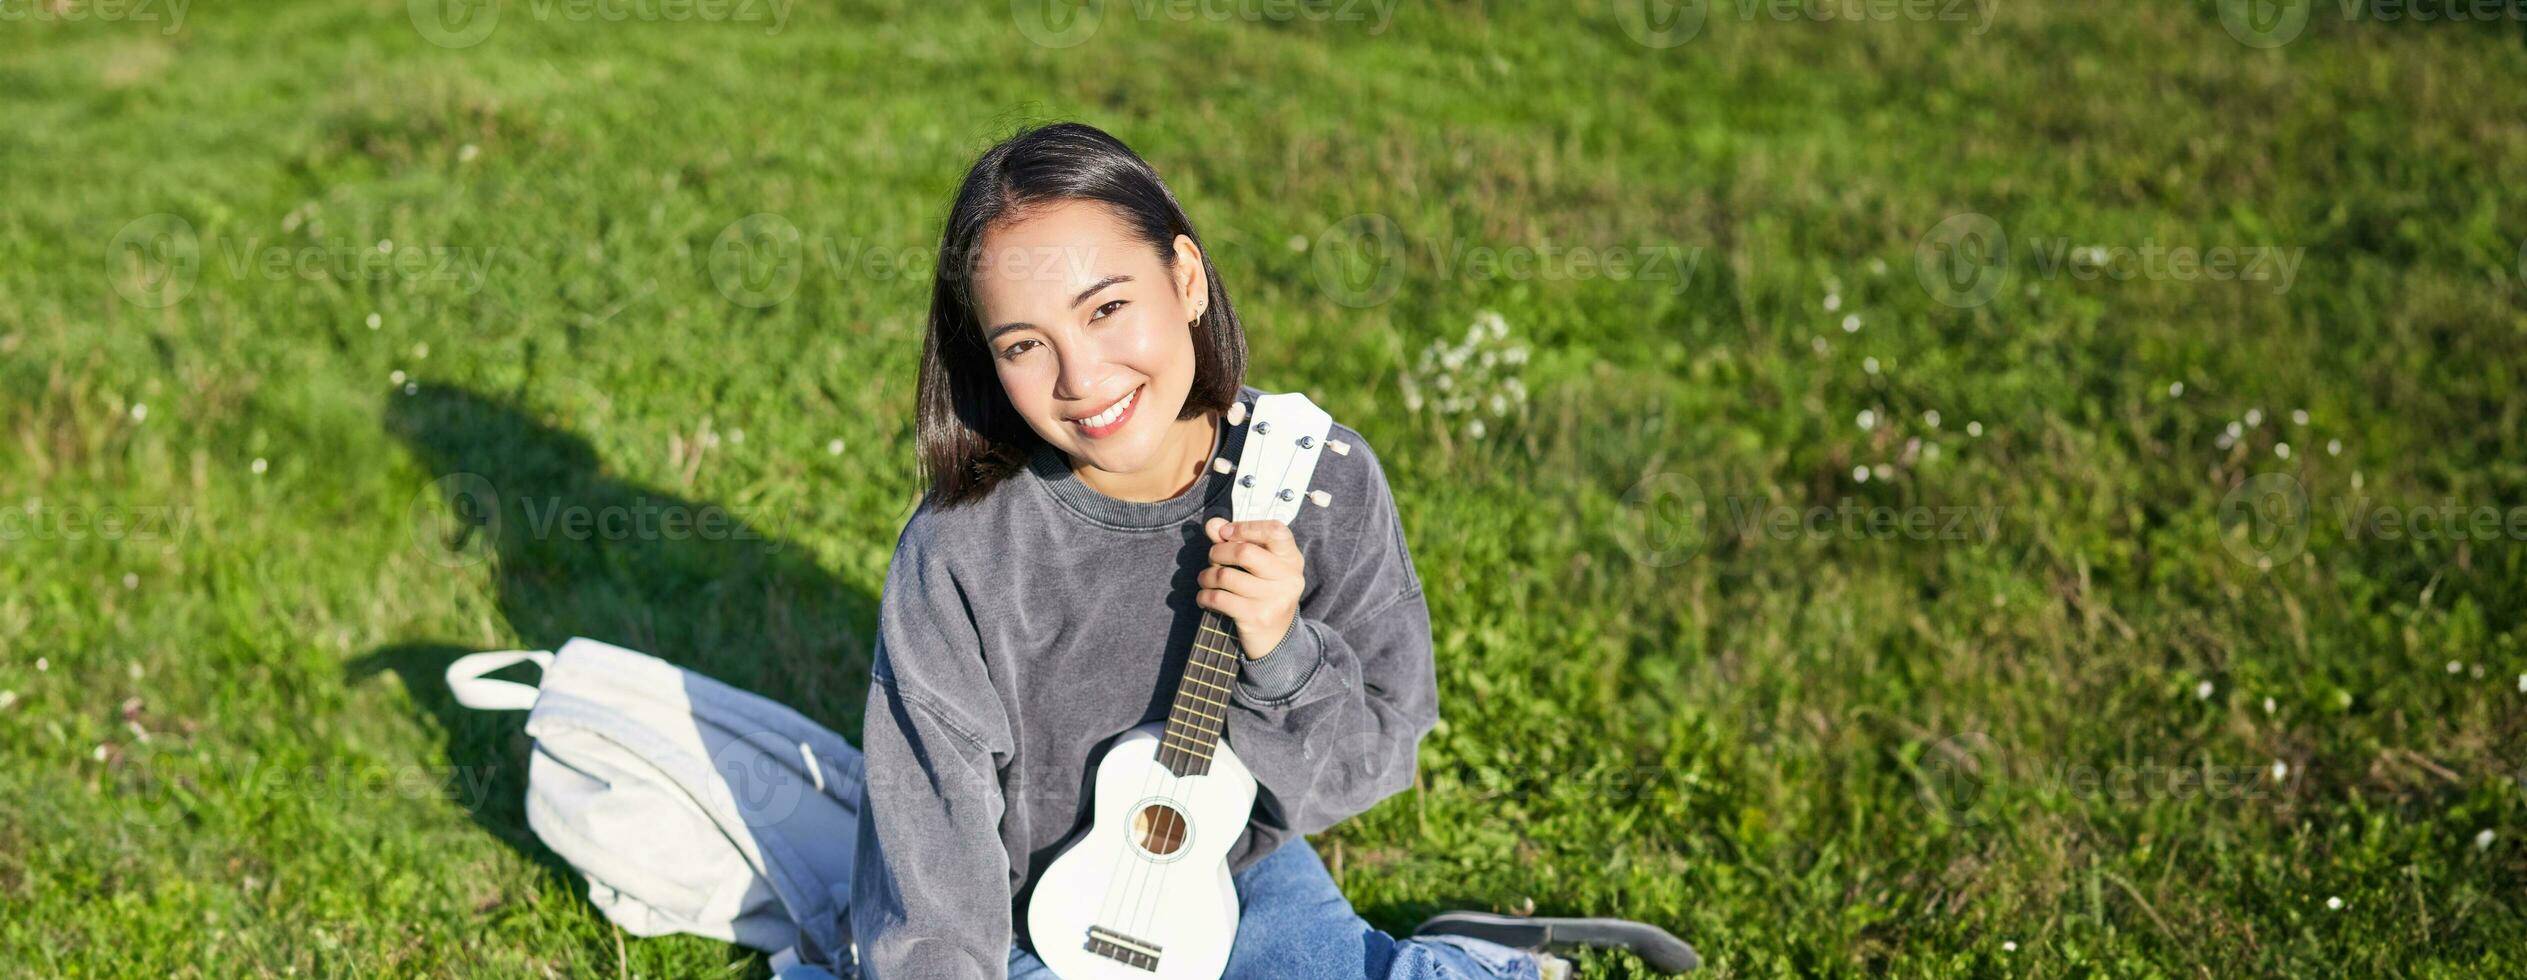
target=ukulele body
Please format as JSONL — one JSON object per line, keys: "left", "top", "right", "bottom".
{"left": 1026, "top": 722, "right": 1257, "bottom": 979}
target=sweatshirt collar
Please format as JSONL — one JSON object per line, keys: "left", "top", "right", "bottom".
{"left": 1025, "top": 405, "right": 1242, "bottom": 531}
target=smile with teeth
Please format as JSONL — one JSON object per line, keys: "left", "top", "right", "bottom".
{"left": 1066, "top": 385, "right": 1140, "bottom": 434}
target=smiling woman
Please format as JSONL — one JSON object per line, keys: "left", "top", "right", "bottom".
{"left": 913, "top": 123, "right": 1247, "bottom": 508}
{"left": 850, "top": 123, "right": 1697, "bottom": 980}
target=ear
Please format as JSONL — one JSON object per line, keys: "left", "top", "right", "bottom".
{"left": 1170, "top": 233, "right": 1208, "bottom": 312}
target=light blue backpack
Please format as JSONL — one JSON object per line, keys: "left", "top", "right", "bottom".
{"left": 446, "top": 637, "right": 864, "bottom": 977}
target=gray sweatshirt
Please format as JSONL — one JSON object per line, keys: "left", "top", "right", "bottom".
{"left": 849, "top": 397, "right": 1438, "bottom": 979}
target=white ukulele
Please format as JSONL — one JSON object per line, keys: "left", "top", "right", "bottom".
{"left": 1025, "top": 392, "right": 1347, "bottom": 979}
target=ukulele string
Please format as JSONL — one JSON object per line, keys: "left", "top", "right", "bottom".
{"left": 1139, "top": 430, "right": 1315, "bottom": 944}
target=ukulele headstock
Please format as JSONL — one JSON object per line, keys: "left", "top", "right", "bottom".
{"left": 1210, "top": 392, "right": 1346, "bottom": 525}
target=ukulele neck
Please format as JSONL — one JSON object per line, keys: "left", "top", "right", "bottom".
{"left": 1155, "top": 610, "right": 1242, "bottom": 777}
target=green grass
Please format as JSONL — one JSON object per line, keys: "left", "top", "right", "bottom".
{"left": 5, "top": 0, "right": 2526, "bottom": 975}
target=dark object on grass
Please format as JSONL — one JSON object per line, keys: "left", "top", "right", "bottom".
{"left": 1412, "top": 911, "right": 1701, "bottom": 974}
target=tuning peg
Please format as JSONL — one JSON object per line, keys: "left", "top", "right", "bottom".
{"left": 1225, "top": 402, "right": 1248, "bottom": 426}
{"left": 1211, "top": 456, "right": 1235, "bottom": 474}
{"left": 1307, "top": 490, "right": 1332, "bottom": 508}
{"left": 1326, "top": 439, "right": 1352, "bottom": 456}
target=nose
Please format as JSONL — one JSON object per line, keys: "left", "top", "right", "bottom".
{"left": 1051, "top": 336, "right": 1112, "bottom": 404}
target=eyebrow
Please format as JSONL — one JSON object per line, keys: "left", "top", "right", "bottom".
{"left": 984, "top": 274, "right": 1134, "bottom": 341}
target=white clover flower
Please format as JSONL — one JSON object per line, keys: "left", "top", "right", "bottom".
{"left": 2326, "top": 896, "right": 2343, "bottom": 911}
{"left": 2196, "top": 680, "right": 2214, "bottom": 700}
{"left": 2262, "top": 696, "right": 2275, "bottom": 715}
{"left": 2291, "top": 409, "right": 2308, "bottom": 426}
{"left": 459, "top": 144, "right": 481, "bottom": 163}
{"left": 1852, "top": 465, "right": 1869, "bottom": 483}
{"left": 2270, "top": 759, "right": 2288, "bottom": 781}
{"left": 0, "top": 691, "right": 15, "bottom": 710}
{"left": 412, "top": 342, "right": 430, "bottom": 360}
{"left": 2478, "top": 829, "right": 2498, "bottom": 850}
{"left": 2275, "top": 443, "right": 2290, "bottom": 459}
{"left": 36, "top": 657, "right": 48, "bottom": 672}
{"left": 367, "top": 312, "right": 383, "bottom": 330}
{"left": 390, "top": 370, "right": 407, "bottom": 385}
{"left": 2245, "top": 408, "right": 2264, "bottom": 427}
{"left": 130, "top": 403, "right": 148, "bottom": 422}
{"left": 2447, "top": 660, "right": 2463, "bottom": 675}
{"left": 1466, "top": 418, "right": 1486, "bottom": 440}
{"left": 251, "top": 457, "right": 268, "bottom": 475}
{"left": 1823, "top": 293, "right": 1842, "bottom": 313}
{"left": 1841, "top": 314, "right": 1861, "bottom": 333}
{"left": 1966, "top": 421, "right": 1983, "bottom": 437}
{"left": 2327, "top": 439, "right": 2342, "bottom": 457}
{"left": 2001, "top": 941, "right": 2017, "bottom": 953}
{"left": 122, "top": 573, "right": 138, "bottom": 590}
{"left": 1856, "top": 409, "right": 1876, "bottom": 431}
{"left": 1862, "top": 357, "right": 1879, "bottom": 375}
{"left": 1872, "top": 464, "right": 1892, "bottom": 482}
{"left": 2168, "top": 381, "right": 2184, "bottom": 398}
{"left": 827, "top": 439, "right": 845, "bottom": 455}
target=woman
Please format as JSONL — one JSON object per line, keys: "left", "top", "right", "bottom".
{"left": 848, "top": 122, "right": 1696, "bottom": 980}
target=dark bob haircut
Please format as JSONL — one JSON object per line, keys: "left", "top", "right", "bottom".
{"left": 915, "top": 122, "right": 1248, "bottom": 507}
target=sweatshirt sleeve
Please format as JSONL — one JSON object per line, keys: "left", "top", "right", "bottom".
{"left": 1224, "top": 434, "right": 1440, "bottom": 844}
{"left": 851, "top": 525, "right": 1016, "bottom": 980}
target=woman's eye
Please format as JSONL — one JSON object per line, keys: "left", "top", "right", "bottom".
{"left": 998, "top": 339, "right": 1039, "bottom": 360}
{"left": 1089, "top": 299, "right": 1127, "bottom": 321}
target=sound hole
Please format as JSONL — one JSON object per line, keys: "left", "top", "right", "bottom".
{"left": 1132, "top": 803, "right": 1188, "bottom": 856}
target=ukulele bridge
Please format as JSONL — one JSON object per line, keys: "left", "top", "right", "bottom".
{"left": 1085, "top": 925, "right": 1164, "bottom": 972}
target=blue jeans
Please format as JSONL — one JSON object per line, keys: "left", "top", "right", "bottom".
{"left": 1008, "top": 840, "right": 1539, "bottom": 979}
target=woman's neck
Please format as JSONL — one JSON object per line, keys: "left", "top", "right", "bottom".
{"left": 1072, "top": 409, "right": 1219, "bottom": 503}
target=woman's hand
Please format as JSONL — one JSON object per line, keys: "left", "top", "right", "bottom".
{"left": 1197, "top": 517, "right": 1305, "bottom": 660}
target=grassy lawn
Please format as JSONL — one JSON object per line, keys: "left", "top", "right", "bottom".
{"left": 5, "top": 0, "right": 2525, "bottom": 975}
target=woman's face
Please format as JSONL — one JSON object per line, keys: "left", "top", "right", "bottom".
{"left": 971, "top": 199, "right": 1209, "bottom": 485}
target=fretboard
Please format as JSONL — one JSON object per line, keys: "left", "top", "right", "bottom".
{"left": 1156, "top": 610, "right": 1244, "bottom": 777}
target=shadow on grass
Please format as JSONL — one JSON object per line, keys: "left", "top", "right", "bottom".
{"left": 349, "top": 382, "right": 877, "bottom": 970}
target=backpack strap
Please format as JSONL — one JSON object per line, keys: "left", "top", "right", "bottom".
{"left": 446, "top": 650, "right": 555, "bottom": 711}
